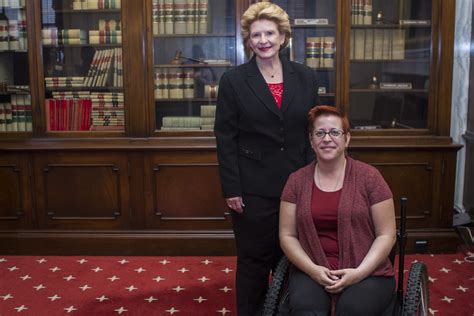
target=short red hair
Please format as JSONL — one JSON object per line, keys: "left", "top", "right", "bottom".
{"left": 308, "top": 105, "right": 350, "bottom": 134}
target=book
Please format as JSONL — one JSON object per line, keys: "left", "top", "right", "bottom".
{"left": 294, "top": 19, "right": 328, "bottom": 25}
{"left": 379, "top": 82, "right": 412, "bottom": 89}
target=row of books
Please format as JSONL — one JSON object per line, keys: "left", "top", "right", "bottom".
{"left": 350, "top": 29, "right": 405, "bottom": 60}
{"left": 154, "top": 68, "right": 195, "bottom": 99}
{"left": 160, "top": 104, "right": 215, "bottom": 130}
{"left": 0, "top": 10, "right": 27, "bottom": 51}
{"left": 0, "top": 94, "right": 32, "bottom": 132}
{"left": 306, "top": 37, "right": 335, "bottom": 69}
{"left": 0, "top": 0, "right": 25, "bottom": 8}
{"left": 152, "top": 0, "right": 209, "bottom": 35}
{"left": 42, "top": 27, "right": 122, "bottom": 45}
{"left": 84, "top": 48, "right": 123, "bottom": 87}
{"left": 351, "top": 0, "right": 372, "bottom": 25}
{"left": 71, "top": 0, "right": 121, "bottom": 10}
{"left": 44, "top": 48, "right": 123, "bottom": 88}
{"left": 46, "top": 92, "right": 124, "bottom": 131}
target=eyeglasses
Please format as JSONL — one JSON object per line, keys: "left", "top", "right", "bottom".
{"left": 312, "top": 129, "right": 345, "bottom": 139}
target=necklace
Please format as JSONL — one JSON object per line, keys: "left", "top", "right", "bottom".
{"left": 260, "top": 67, "right": 275, "bottom": 78}
{"left": 316, "top": 159, "right": 346, "bottom": 192}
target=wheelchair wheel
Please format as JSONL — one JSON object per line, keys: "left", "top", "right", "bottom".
{"left": 263, "top": 256, "right": 290, "bottom": 316}
{"left": 402, "top": 262, "right": 429, "bottom": 316}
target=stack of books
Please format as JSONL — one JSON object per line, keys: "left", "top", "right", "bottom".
{"left": 351, "top": 0, "right": 372, "bottom": 25}
{"left": 200, "top": 104, "right": 215, "bottom": 130}
{"left": 161, "top": 116, "right": 201, "bottom": 130}
{"left": 155, "top": 68, "right": 194, "bottom": 99}
{"left": 45, "top": 77, "right": 85, "bottom": 89}
{"left": 0, "top": 94, "right": 32, "bottom": 132}
{"left": 72, "top": 0, "right": 121, "bottom": 10}
{"left": 306, "top": 37, "right": 335, "bottom": 69}
{"left": 152, "top": 0, "right": 209, "bottom": 35}
{"left": 90, "top": 92, "right": 124, "bottom": 131}
{"left": 45, "top": 98, "right": 92, "bottom": 131}
{"left": 83, "top": 47, "right": 123, "bottom": 87}
{"left": 350, "top": 29, "right": 405, "bottom": 60}
{"left": 42, "top": 28, "right": 88, "bottom": 45}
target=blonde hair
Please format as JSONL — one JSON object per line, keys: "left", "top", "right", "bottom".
{"left": 241, "top": 2, "right": 292, "bottom": 53}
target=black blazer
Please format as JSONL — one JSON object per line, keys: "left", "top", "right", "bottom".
{"left": 214, "top": 56, "right": 319, "bottom": 198}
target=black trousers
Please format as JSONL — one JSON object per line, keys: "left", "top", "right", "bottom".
{"left": 231, "top": 194, "right": 283, "bottom": 316}
{"left": 288, "top": 266, "right": 395, "bottom": 316}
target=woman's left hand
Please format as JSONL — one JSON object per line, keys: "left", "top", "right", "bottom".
{"left": 324, "top": 268, "right": 363, "bottom": 293}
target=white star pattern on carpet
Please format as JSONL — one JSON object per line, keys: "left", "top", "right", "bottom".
{"left": 92, "top": 267, "right": 104, "bottom": 272}
{"left": 194, "top": 296, "right": 207, "bottom": 303}
{"left": 64, "top": 305, "right": 77, "bottom": 313}
{"left": 1, "top": 294, "right": 13, "bottom": 300}
{"left": 0, "top": 258, "right": 7, "bottom": 263}
{"left": 79, "top": 284, "right": 92, "bottom": 291}
{"left": 144, "top": 296, "right": 158, "bottom": 303}
{"left": 14, "top": 305, "right": 28, "bottom": 312}
{"left": 441, "top": 296, "right": 454, "bottom": 303}
{"left": 96, "top": 295, "right": 109, "bottom": 302}
{"left": 153, "top": 276, "right": 165, "bottom": 282}
{"left": 166, "top": 307, "right": 179, "bottom": 314}
{"left": 172, "top": 286, "right": 185, "bottom": 292}
{"left": 217, "top": 307, "right": 231, "bottom": 315}
{"left": 125, "top": 285, "right": 137, "bottom": 292}
{"left": 49, "top": 266, "right": 61, "bottom": 272}
{"left": 2, "top": 253, "right": 471, "bottom": 315}
{"left": 63, "top": 275, "right": 76, "bottom": 281}
{"left": 48, "top": 294, "right": 61, "bottom": 301}
{"left": 108, "top": 275, "right": 120, "bottom": 281}
{"left": 33, "top": 284, "right": 46, "bottom": 291}
{"left": 114, "top": 306, "right": 128, "bottom": 314}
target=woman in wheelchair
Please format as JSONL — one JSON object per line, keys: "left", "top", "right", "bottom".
{"left": 279, "top": 106, "right": 397, "bottom": 316}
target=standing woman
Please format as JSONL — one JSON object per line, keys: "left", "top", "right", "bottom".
{"left": 214, "top": 2, "right": 319, "bottom": 315}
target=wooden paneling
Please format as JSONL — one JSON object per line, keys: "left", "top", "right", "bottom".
{"left": 34, "top": 153, "right": 130, "bottom": 229}
{"left": 0, "top": 154, "right": 33, "bottom": 229}
{"left": 144, "top": 151, "right": 231, "bottom": 230}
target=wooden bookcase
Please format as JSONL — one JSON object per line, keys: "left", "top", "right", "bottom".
{"left": 0, "top": 0, "right": 461, "bottom": 255}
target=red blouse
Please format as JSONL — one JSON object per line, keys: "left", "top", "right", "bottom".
{"left": 267, "top": 82, "right": 283, "bottom": 108}
{"left": 311, "top": 181, "right": 342, "bottom": 270}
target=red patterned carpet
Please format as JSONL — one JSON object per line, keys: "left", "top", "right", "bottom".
{"left": 0, "top": 252, "right": 473, "bottom": 315}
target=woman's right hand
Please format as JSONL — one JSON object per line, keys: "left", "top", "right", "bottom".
{"left": 225, "top": 197, "right": 245, "bottom": 214}
{"left": 309, "top": 265, "right": 339, "bottom": 287}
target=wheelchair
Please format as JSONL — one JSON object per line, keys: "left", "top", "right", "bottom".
{"left": 263, "top": 198, "right": 430, "bottom": 316}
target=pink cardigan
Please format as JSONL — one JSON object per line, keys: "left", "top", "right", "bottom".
{"left": 281, "top": 157, "right": 394, "bottom": 277}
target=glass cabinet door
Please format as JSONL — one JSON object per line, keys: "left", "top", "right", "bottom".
{"left": 349, "top": 0, "right": 432, "bottom": 130}
{"left": 41, "top": 0, "right": 124, "bottom": 132}
{"left": 272, "top": 0, "right": 337, "bottom": 106}
{"left": 152, "top": 0, "right": 236, "bottom": 132}
{"left": 0, "top": 0, "right": 31, "bottom": 133}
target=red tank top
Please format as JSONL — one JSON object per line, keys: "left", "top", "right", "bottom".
{"left": 311, "top": 181, "right": 342, "bottom": 269}
{"left": 267, "top": 82, "right": 283, "bottom": 108}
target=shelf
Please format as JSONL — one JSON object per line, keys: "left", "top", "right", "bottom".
{"left": 0, "top": 50, "right": 27, "bottom": 53}
{"left": 351, "top": 24, "right": 431, "bottom": 29}
{"left": 46, "top": 87, "right": 123, "bottom": 92}
{"left": 155, "top": 98, "right": 216, "bottom": 102}
{"left": 43, "top": 44, "right": 122, "bottom": 48}
{"left": 48, "top": 9, "right": 121, "bottom": 14}
{"left": 154, "top": 63, "right": 232, "bottom": 68}
{"left": 154, "top": 33, "right": 235, "bottom": 38}
{"left": 291, "top": 24, "right": 336, "bottom": 28}
{"left": 319, "top": 93, "right": 335, "bottom": 97}
{"left": 350, "top": 89, "right": 428, "bottom": 93}
{"left": 351, "top": 59, "right": 430, "bottom": 63}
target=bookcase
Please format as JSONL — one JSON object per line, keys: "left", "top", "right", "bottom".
{"left": 0, "top": 0, "right": 462, "bottom": 255}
